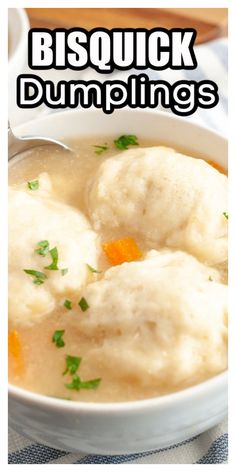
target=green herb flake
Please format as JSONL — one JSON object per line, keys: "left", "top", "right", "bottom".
{"left": 78, "top": 297, "right": 89, "bottom": 312}
{"left": 64, "top": 299, "right": 72, "bottom": 310}
{"left": 223, "top": 212, "right": 228, "bottom": 220}
{"left": 114, "top": 135, "right": 139, "bottom": 150}
{"left": 65, "top": 374, "right": 101, "bottom": 391}
{"left": 86, "top": 264, "right": 102, "bottom": 274}
{"left": 23, "top": 269, "right": 47, "bottom": 285}
{"left": 35, "top": 240, "right": 50, "bottom": 256}
{"left": 52, "top": 330, "right": 65, "bottom": 348}
{"left": 94, "top": 144, "right": 109, "bottom": 155}
{"left": 209, "top": 276, "right": 213, "bottom": 282}
{"left": 27, "top": 179, "right": 39, "bottom": 190}
{"left": 63, "top": 355, "right": 82, "bottom": 376}
{"left": 45, "top": 247, "right": 59, "bottom": 270}
{"left": 61, "top": 268, "right": 68, "bottom": 276}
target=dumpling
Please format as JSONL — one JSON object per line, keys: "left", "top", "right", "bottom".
{"left": 9, "top": 173, "right": 101, "bottom": 326}
{"left": 77, "top": 250, "right": 227, "bottom": 389}
{"left": 87, "top": 147, "right": 227, "bottom": 265}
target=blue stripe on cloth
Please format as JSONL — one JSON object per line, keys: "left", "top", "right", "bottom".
{"left": 208, "top": 41, "right": 228, "bottom": 71}
{"left": 201, "top": 41, "right": 228, "bottom": 115}
{"left": 181, "top": 66, "right": 224, "bottom": 131}
{"left": 196, "top": 433, "right": 228, "bottom": 464}
{"left": 74, "top": 434, "right": 199, "bottom": 464}
{"left": 143, "top": 60, "right": 227, "bottom": 131}
{"left": 205, "top": 41, "right": 228, "bottom": 114}
{"left": 219, "top": 95, "right": 228, "bottom": 114}
{"left": 8, "top": 443, "right": 69, "bottom": 464}
{"left": 182, "top": 62, "right": 207, "bottom": 82}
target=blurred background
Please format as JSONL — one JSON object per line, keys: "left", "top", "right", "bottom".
{"left": 26, "top": 8, "right": 227, "bottom": 43}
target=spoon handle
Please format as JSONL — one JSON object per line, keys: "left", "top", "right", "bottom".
{"left": 8, "top": 122, "right": 37, "bottom": 160}
{"left": 8, "top": 121, "right": 71, "bottom": 160}
{"left": 8, "top": 122, "right": 24, "bottom": 160}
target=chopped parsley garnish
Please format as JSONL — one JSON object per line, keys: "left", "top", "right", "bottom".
{"left": 63, "top": 355, "right": 82, "bottom": 376}
{"left": 86, "top": 264, "right": 102, "bottom": 274}
{"left": 45, "top": 247, "right": 59, "bottom": 270}
{"left": 27, "top": 179, "right": 39, "bottom": 190}
{"left": 64, "top": 299, "right": 72, "bottom": 310}
{"left": 36, "top": 242, "right": 66, "bottom": 272}
{"left": 65, "top": 374, "right": 101, "bottom": 391}
{"left": 35, "top": 240, "right": 50, "bottom": 256}
{"left": 78, "top": 297, "right": 89, "bottom": 312}
{"left": 52, "top": 330, "right": 65, "bottom": 348}
{"left": 209, "top": 276, "right": 213, "bottom": 282}
{"left": 23, "top": 269, "right": 47, "bottom": 285}
{"left": 63, "top": 355, "right": 101, "bottom": 391}
{"left": 94, "top": 144, "right": 109, "bottom": 155}
{"left": 114, "top": 135, "right": 139, "bottom": 150}
{"left": 223, "top": 212, "right": 228, "bottom": 220}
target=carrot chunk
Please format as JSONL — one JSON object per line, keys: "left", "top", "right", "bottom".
{"left": 8, "top": 330, "right": 24, "bottom": 375}
{"left": 207, "top": 160, "right": 225, "bottom": 174}
{"left": 102, "top": 238, "right": 142, "bottom": 265}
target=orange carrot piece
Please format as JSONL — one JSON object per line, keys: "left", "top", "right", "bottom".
{"left": 8, "top": 330, "right": 24, "bottom": 375}
{"left": 207, "top": 160, "right": 225, "bottom": 174}
{"left": 102, "top": 237, "right": 142, "bottom": 265}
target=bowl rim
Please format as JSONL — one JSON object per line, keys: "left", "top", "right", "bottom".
{"left": 12, "top": 107, "right": 227, "bottom": 144}
{"left": 9, "top": 371, "right": 227, "bottom": 413}
{"left": 8, "top": 8, "right": 29, "bottom": 69}
{"left": 9, "top": 108, "right": 228, "bottom": 413}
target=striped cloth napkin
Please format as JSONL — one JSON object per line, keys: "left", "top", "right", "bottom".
{"left": 8, "top": 419, "right": 228, "bottom": 464}
{"left": 8, "top": 38, "right": 228, "bottom": 464}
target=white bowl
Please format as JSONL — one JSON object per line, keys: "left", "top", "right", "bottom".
{"left": 8, "top": 8, "right": 30, "bottom": 126}
{"left": 9, "top": 109, "right": 228, "bottom": 455}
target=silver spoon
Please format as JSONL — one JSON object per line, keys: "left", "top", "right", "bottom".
{"left": 8, "top": 121, "right": 71, "bottom": 160}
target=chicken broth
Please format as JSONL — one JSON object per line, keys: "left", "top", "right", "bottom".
{"left": 8, "top": 136, "right": 228, "bottom": 402}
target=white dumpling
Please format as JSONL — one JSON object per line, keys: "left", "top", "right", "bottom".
{"left": 9, "top": 173, "right": 101, "bottom": 326}
{"left": 87, "top": 147, "right": 227, "bottom": 265}
{"left": 77, "top": 250, "right": 227, "bottom": 388}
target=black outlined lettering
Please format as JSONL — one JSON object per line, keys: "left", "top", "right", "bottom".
{"left": 20, "top": 27, "right": 220, "bottom": 116}
{"left": 28, "top": 27, "right": 197, "bottom": 73}
{"left": 17, "top": 74, "right": 219, "bottom": 116}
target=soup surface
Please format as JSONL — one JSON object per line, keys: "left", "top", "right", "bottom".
{"left": 8, "top": 136, "right": 228, "bottom": 402}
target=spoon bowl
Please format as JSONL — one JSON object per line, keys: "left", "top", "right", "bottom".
{"left": 8, "top": 122, "right": 71, "bottom": 160}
